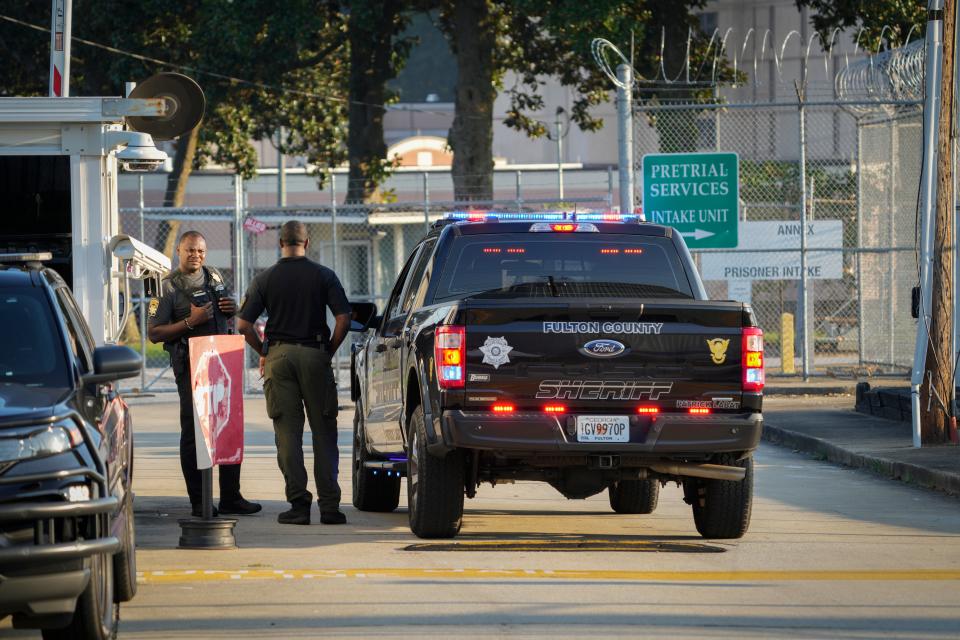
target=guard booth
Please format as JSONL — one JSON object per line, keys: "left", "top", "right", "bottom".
{"left": 0, "top": 75, "right": 202, "bottom": 343}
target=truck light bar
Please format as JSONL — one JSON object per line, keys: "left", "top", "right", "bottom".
{"left": 446, "top": 211, "right": 640, "bottom": 223}
{"left": 529, "top": 222, "right": 599, "bottom": 233}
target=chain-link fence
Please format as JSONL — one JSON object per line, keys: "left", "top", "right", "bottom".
{"left": 116, "top": 176, "right": 614, "bottom": 393}
{"left": 633, "top": 97, "right": 922, "bottom": 376}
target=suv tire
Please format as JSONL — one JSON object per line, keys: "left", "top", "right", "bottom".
{"left": 608, "top": 477, "right": 659, "bottom": 514}
{"left": 352, "top": 399, "right": 401, "bottom": 512}
{"left": 43, "top": 550, "right": 117, "bottom": 640}
{"left": 113, "top": 490, "right": 137, "bottom": 602}
{"left": 687, "top": 454, "right": 753, "bottom": 539}
{"left": 407, "top": 405, "right": 464, "bottom": 539}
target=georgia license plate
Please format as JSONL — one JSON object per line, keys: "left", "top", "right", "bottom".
{"left": 576, "top": 416, "right": 630, "bottom": 443}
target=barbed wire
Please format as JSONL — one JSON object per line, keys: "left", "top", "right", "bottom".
{"left": 592, "top": 24, "right": 925, "bottom": 96}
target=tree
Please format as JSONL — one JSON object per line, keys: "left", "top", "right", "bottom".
{"left": 345, "top": 0, "right": 413, "bottom": 203}
{"left": 794, "top": 0, "right": 925, "bottom": 49}
{"left": 436, "top": 0, "right": 715, "bottom": 201}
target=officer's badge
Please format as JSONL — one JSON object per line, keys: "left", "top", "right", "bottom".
{"left": 148, "top": 297, "right": 160, "bottom": 317}
{"left": 479, "top": 336, "right": 513, "bottom": 369}
{"left": 706, "top": 338, "right": 730, "bottom": 365}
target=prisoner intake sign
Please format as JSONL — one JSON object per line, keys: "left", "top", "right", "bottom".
{"left": 190, "top": 335, "right": 245, "bottom": 468}
{"left": 641, "top": 152, "right": 739, "bottom": 248}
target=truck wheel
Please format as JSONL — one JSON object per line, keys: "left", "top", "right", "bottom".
{"left": 113, "top": 490, "right": 137, "bottom": 602}
{"left": 352, "top": 399, "right": 401, "bottom": 512}
{"left": 688, "top": 455, "right": 754, "bottom": 539}
{"left": 407, "top": 405, "right": 464, "bottom": 539}
{"left": 608, "top": 478, "right": 659, "bottom": 514}
{"left": 42, "top": 551, "right": 117, "bottom": 640}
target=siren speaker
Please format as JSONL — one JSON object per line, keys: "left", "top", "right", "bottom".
{"left": 127, "top": 73, "right": 205, "bottom": 141}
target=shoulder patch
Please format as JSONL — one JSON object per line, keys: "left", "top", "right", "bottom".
{"left": 207, "top": 266, "right": 224, "bottom": 284}
{"left": 148, "top": 297, "right": 160, "bottom": 317}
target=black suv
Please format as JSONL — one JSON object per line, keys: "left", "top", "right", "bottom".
{"left": 0, "top": 254, "right": 141, "bottom": 639}
{"left": 351, "top": 214, "right": 763, "bottom": 540}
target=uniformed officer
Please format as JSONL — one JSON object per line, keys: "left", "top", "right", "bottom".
{"left": 236, "top": 221, "right": 351, "bottom": 525}
{"left": 148, "top": 230, "right": 261, "bottom": 518}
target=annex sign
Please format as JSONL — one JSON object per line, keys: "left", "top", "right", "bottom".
{"left": 641, "top": 152, "right": 739, "bottom": 248}
{"left": 701, "top": 220, "right": 843, "bottom": 281}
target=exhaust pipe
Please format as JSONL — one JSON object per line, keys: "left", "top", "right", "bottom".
{"left": 648, "top": 462, "right": 746, "bottom": 482}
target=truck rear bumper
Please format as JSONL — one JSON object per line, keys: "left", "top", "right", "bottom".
{"left": 440, "top": 410, "right": 762, "bottom": 456}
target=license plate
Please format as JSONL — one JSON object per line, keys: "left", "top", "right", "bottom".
{"left": 576, "top": 416, "right": 630, "bottom": 443}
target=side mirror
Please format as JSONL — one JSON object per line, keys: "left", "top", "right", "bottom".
{"left": 82, "top": 345, "right": 143, "bottom": 385}
{"left": 350, "top": 302, "right": 378, "bottom": 332}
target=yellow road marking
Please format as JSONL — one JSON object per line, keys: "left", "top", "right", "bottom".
{"left": 137, "top": 568, "right": 960, "bottom": 584}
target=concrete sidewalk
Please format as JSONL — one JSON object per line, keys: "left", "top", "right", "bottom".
{"left": 763, "top": 396, "right": 960, "bottom": 496}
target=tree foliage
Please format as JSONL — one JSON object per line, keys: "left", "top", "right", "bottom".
{"left": 435, "top": 0, "right": 716, "bottom": 200}
{"left": 795, "top": 0, "right": 926, "bottom": 49}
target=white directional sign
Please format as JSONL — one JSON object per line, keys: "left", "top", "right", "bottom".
{"left": 700, "top": 220, "right": 843, "bottom": 281}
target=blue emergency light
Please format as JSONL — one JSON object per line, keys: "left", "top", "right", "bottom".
{"left": 446, "top": 211, "right": 642, "bottom": 223}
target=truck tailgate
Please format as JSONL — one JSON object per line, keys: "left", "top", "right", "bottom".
{"left": 462, "top": 299, "right": 747, "bottom": 412}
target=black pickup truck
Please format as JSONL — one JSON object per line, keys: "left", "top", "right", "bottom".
{"left": 350, "top": 213, "right": 764, "bottom": 540}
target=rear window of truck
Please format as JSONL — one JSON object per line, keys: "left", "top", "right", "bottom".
{"left": 432, "top": 234, "right": 694, "bottom": 301}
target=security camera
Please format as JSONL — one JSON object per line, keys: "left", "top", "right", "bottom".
{"left": 105, "top": 130, "right": 169, "bottom": 172}
{"left": 109, "top": 234, "right": 171, "bottom": 282}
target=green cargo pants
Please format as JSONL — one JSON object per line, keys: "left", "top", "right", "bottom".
{"left": 263, "top": 343, "right": 340, "bottom": 511}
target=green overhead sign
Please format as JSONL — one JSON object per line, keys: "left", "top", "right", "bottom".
{"left": 641, "top": 152, "right": 739, "bottom": 248}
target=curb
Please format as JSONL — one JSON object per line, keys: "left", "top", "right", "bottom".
{"left": 765, "top": 386, "right": 855, "bottom": 396}
{"left": 762, "top": 424, "right": 960, "bottom": 497}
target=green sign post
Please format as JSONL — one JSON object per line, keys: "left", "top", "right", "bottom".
{"left": 641, "top": 152, "right": 739, "bottom": 248}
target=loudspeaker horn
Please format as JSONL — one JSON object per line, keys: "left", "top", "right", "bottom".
{"left": 127, "top": 73, "right": 205, "bottom": 141}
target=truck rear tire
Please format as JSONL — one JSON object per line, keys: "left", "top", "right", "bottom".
{"left": 352, "top": 399, "right": 401, "bottom": 512}
{"left": 687, "top": 454, "right": 753, "bottom": 539}
{"left": 407, "top": 405, "right": 464, "bottom": 539}
{"left": 608, "top": 477, "right": 659, "bottom": 514}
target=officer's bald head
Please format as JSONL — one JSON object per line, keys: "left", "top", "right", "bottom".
{"left": 280, "top": 221, "right": 308, "bottom": 247}
{"left": 178, "top": 230, "right": 206, "bottom": 248}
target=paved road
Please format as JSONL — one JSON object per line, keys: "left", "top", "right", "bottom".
{"left": 4, "top": 397, "right": 959, "bottom": 638}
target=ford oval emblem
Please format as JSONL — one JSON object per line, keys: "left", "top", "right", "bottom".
{"left": 580, "top": 339, "right": 628, "bottom": 358}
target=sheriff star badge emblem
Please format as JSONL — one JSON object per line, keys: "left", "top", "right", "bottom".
{"left": 479, "top": 336, "right": 513, "bottom": 369}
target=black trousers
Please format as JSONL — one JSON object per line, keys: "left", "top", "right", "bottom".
{"left": 175, "top": 366, "right": 242, "bottom": 505}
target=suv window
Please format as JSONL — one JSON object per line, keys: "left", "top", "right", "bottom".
{"left": 0, "top": 288, "right": 71, "bottom": 388}
{"left": 53, "top": 288, "right": 93, "bottom": 373}
{"left": 400, "top": 239, "right": 436, "bottom": 314}
{"left": 386, "top": 249, "right": 419, "bottom": 321}
{"left": 432, "top": 234, "right": 694, "bottom": 301}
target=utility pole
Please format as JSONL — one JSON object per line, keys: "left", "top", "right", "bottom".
{"left": 921, "top": 0, "right": 957, "bottom": 444}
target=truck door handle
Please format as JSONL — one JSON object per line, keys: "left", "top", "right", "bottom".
{"left": 375, "top": 343, "right": 388, "bottom": 353}
{"left": 389, "top": 337, "right": 403, "bottom": 349}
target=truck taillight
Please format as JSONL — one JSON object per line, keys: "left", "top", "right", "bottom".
{"left": 742, "top": 326, "right": 765, "bottom": 393}
{"left": 435, "top": 325, "right": 466, "bottom": 389}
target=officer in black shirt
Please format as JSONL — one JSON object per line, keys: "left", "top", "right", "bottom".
{"left": 237, "top": 220, "right": 351, "bottom": 525}
{"left": 148, "top": 230, "right": 261, "bottom": 518}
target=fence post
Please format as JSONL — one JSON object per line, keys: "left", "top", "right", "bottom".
{"left": 855, "top": 122, "right": 865, "bottom": 369}
{"left": 233, "top": 173, "right": 247, "bottom": 391}
{"left": 888, "top": 121, "right": 898, "bottom": 365}
{"left": 515, "top": 170, "right": 522, "bottom": 210}
{"left": 606, "top": 166, "right": 614, "bottom": 209}
{"left": 616, "top": 64, "right": 634, "bottom": 215}
{"left": 138, "top": 174, "right": 146, "bottom": 390}
{"left": 330, "top": 171, "right": 340, "bottom": 386}
{"left": 797, "top": 96, "right": 810, "bottom": 380}
{"left": 423, "top": 172, "right": 430, "bottom": 232}
{"left": 277, "top": 126, "right": 286, "bottom": 207}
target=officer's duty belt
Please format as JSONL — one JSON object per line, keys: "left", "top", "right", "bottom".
{"left": 271, "top": 340, "right": 329, "bottom": 352}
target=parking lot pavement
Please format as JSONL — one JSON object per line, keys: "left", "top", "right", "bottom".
{"left": 5, "top": 397, "right": 960, "bottom": 638}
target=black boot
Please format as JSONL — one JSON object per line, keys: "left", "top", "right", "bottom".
{"left": 219, "top": 496, "right": 263, "bottom": 515}
{"left": 278, "top": 503, "right": 311, "bottom": 525}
